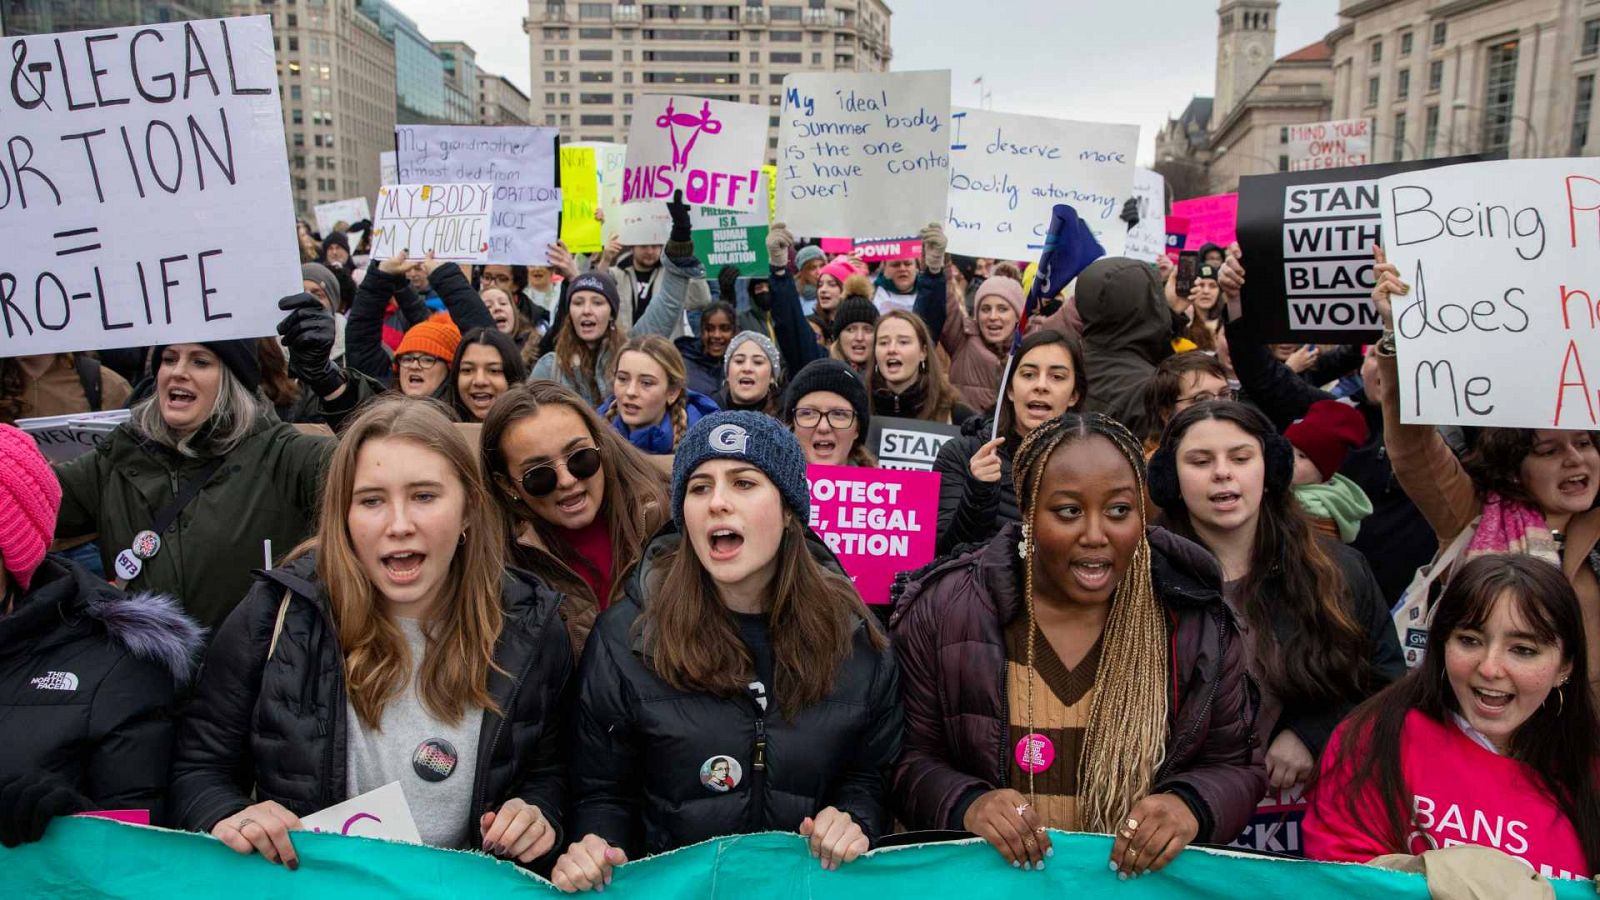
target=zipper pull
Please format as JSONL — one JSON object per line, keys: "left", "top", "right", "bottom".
{"left": 753, "top": 719, "right": 766, "bottom": 772}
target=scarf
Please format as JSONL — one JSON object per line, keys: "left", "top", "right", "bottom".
{"left": 873, "top": 376, "right": 928, "bottom": 419}
{"left": 1292, "top": 474, "right": 1374, "bottom": 544}
{"left": 1465, "top": 491, "right": 1560, "bottom": 566}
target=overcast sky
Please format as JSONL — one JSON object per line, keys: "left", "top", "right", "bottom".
{"left": 390, "top": 0, "right": 1342, "bottom": 162}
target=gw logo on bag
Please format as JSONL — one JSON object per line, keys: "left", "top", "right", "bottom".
{"left": 1405, "top": 628, "right": 1428, "bottom": 649}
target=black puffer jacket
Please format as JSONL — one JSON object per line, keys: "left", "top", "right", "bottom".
{"left": 569, "top": 525, "right": 902, "bottom": 858}
{"left": 933, "top": 415, "right": 1019, "bottom": 555}
{"left": 0, "top": 557, "right": 204, "bottom": 818}
{"left": 168, "top": 554, "right": 572, "bottom": 856}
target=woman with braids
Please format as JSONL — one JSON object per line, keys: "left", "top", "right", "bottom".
{"left": 597, "top": 336, "right": 719, "bottom": 460}
{"left": 1306, "top": 555, "right": 1600, "bottom": 879}
{"left": 552, "top": 413, "right": 899, "bottom": 891}
{"left": 891, "top": 412, "right": 1263, "bottom": 876}
{"left": 1148, "top": 401, "right": 1403, "bottom": 816}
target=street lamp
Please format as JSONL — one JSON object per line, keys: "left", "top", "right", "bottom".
{"left": 1450, "top": 98, "right": 1540, "bottom": 158}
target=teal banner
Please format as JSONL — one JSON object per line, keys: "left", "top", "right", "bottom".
{"left": 2, "top": 818, "right": 1593, "bottom": 898}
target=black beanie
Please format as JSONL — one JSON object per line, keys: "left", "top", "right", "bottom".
{"left": 567, "top": 270, "right": 622, "bottom": 316}
{"left": 151, "top": 340, "right": 262, "bottom": 394}
{"left": 782, "top": 358, "right": 870, "bottom": 439}
{"left": 830, "top": 295, "right": 879, "bottom": 342}
{"left": 321, "top": 231, "right": 351, "bottom": 256}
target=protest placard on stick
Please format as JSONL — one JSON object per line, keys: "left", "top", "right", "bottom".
{"left": 0, "top": 16, "right": 301, "bottom": 357}
{"left": 778, "top": 70, "right": 951, "bottom": 241}
{"left": 314, "top": 197, "right": 371, "bottom": 238}
{"left": 395, "top": 125, "right": 559, "bottom": 265}
{"left": 1125, "top": 168, "right": 1168, "bottom": 263}
{"left": 371, "top": 184, "right": 492, "bottom": 264}
{"left": 1172, "top": 193, "right": 1238, "bottom": 250}
{"left": 867, "top": 416, "right": 961, "bottom": 471}
{"left": 1286, "top": 118, "right": 1373, "bottom": 171}
{"left": 1380, "top": 158, "right": 1600, "bottom": 429}
{"left": 622, "top": 96, "right": 768, "bottom": 210}
{"left": 559, "top": 146, "right": 602, "bottom": 253}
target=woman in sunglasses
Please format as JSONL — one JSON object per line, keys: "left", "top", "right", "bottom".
{"left": 480, "top": 382, "right": 668, "bottom": 657}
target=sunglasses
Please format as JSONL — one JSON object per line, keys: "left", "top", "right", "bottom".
{"left": 519, "top": 446, "right": 602, "bottom": 497}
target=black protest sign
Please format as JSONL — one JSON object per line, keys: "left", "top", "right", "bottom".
{"left": 1232, "top": 156, "right": 1482, "bottom": 344}
{"left": 868, "top": 416, "right": 962, "bottom": 471}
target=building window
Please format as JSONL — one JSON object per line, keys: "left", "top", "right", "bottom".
{"left": 545, "top": 71, "right": 556, "bottom": 83}
{"left": 1370, "top": 39, "right": 1382, "bottom": 64}
{"left": 1392, "top": 111, "right": 1407, "bottom": 161}
{"left": 1432, "top": 22, "right": 1447, "bottom": 47}
{"left": 1400, "top": 31, "right": 1413, "bottom": 57}
{"left": 811, "top": 52, "right": 821, "bottom": 64}
{"left": 1584, "top": 19, "right": 1600, "bottom": 57}
{"left": 579, "top": 27, "right": 613, "bottom": 38}
{"left": 291, "top": 109, "right": 303, "bottom": 124}
{"left": 1573, "top": 75, "right": 1595, "bottom": 155}
{"left": 1278, "top": 154, "right": 1288, "bottom": 172}
{"left": 1367, "top": 76, "right": 1380, "bottom": 107}
{"left": 579, "top": 3, "right": 611, "bottom": 19}
{"left": 579, "top": 49, "right": 613, "bottom": 61}
{"left": 546, "top": 114, "right": 557, "bottom": 125}
{"left": 1428, "top": 60, "right": 1444, "bottom": 93}
{"left": 771, "top": 30, "right": 801, "bottom": 41}
{"left": 1279, "top": 126, "right": 1289, "bottom": 144}
{"left": 546, "top": 92, "right": 556, "bottom": 103}
{"left": 642, "top": 72, "right": 740, "bottom": 84}
{"left": 1481, "top": 39, "right": 1519, "bottom": 155}
{"left": 643, "top": 50, "right": 739, "bottom": 62}
{"left": 770, "top": 52, "right": 801, "bottom": 64}
{"left": 1397, "top": 69, "right": 1410, "bottom": 100}
{"left": 561, "top": 93, "right": 571, "bottom": 103}
{"left": 749, "top": 51, "right": 760, "bottom": 62}
{"left": 623, "top": 50, "right": 632, "bottom": 61}
{"left": 580, "top": 92, "right": 614, "bottom": 104}
{"left": 581, "top": 114, "right": 614, "bottom": 125}
{"left": 560, "top": 49, "right": 570, "bottom": 61}
{"left": 580, "top": 71, "right": 614, "bottom": 82}
{"left": 561, "top": 114, "right": 571, "bottom": 125}
{"left": 623, "top": 71, "right": 633, "bottom": 83}
{"left": 770, "top": 5, "right": 801, "bottom": 19}
{"left": 1422, "top": 105, "right": 1440, "bottom": 157}
{"left": 623, "top": 92, "right": 633, "bottom": 103}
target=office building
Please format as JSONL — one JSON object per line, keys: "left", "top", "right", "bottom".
{"left": 479, "top": 73, "right": 534, "bottom": 125}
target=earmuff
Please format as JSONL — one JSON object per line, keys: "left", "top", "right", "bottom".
{"left": 1147, "top": 418, "right": 1295, "bottom": 512}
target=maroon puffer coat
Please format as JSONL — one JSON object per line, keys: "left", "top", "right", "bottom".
{"left": 888, "top": 523, "right": 1265, "bottom": 843}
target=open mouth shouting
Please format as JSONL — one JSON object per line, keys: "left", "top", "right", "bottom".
{"left": 707, "top": 527, "right": 745, "bottom": 562}
{"left": 466, "top": 389, "right": 499, "bottom": 416}
{"left": 1558, "top": 472, "right": 1593, "bottom": 497}
{"left": 1468, "top": 686, "right": 1514, "bottom": 718}
{"left": 1069, "top": 555, "right": 1115, "bottom": 593}
{"left": 165, "top": 386, "right": 198, "bottom": 412}
{"left": 1207, "top": 489, "right": 1242, "bottom": 513}
{"left": 575, "top": 316, "right": 603, "bottom": 340}
{"left": 380, "top": 550, "right": 426, "bottom": 586}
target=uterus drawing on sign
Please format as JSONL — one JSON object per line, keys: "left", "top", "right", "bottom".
{"left": 657, "top": 100, "right": 723, "bottom": 172}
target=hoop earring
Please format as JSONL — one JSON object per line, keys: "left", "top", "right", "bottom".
{"left": 459, "top": 530, "right": 468, "bottom": 546}
{"left": 1556, "top": 683, "right": 1566, "bottom": 716}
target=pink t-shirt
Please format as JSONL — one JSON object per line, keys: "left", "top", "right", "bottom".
{"left": 1304, "top": 709, "right": 1589, "bottom": 880}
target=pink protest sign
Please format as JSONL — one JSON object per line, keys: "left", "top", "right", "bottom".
{"left": 805, "top": 464, "right": 940, "bottom": 605}
{"left": 1172, "top": 193, "right": 1238, "bottom": 250}
{"left": 76, "top": 810, "right": 150, "bottom": 825}
{"left": 820, "top": 237, "right": 855, "bottom": 254}
{"left": 853, "top": 238, "right": 921, "bottom": 262}
{"left": 1165, "top": 215, "right": 1190, "bottom": 261}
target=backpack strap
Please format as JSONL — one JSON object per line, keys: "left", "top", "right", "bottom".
{"left": 73, "top": 354, "right": 103, "bottom": 412}
{"left": 267, "top": 590, "right": 293, "bottom": 661}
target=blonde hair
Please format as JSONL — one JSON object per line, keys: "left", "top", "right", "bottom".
{"left": 609, "top": 334, "right": 690, "bottom": 450}
{"left": 1014, "top": 412, "right": 1169, "bottom": 833}
{"left": 306, "top": 396, "right": 507, "bottom": 729}
{"left": 132, "top": 352, "right": 260, "bottom": 458}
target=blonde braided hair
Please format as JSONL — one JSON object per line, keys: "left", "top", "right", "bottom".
{"left": 609, "top": 334, "right": 691, "bottom": 450}
{"left": 1013, "top": 413, "right": 1170, "bottom": 834}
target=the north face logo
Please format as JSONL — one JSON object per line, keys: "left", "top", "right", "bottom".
{"left": 30, "top": 671, "right": 79, "bottom": 691}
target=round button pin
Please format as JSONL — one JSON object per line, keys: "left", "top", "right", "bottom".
{"left": 113, "top": 549, "right": 142, "bottom": 581}
{"left": 412, "top": 738, "right": 458, "bottom": 783}
{"left": 699, "top": 755, "right": 742, "bottom": 793}
{"left": 131, "top": 530, "right": 162, "bottom": 560}
{"left": 1015, "top": 733, "right": 1055, "bottom": 774}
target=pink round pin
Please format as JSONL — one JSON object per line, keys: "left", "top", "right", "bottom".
{"left": 1014, "top": 733, "right": 1055, "bottom": 774}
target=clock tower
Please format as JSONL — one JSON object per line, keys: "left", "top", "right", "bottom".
{"left": 1215, "top": 0, "right": 1278, "bottom": 125}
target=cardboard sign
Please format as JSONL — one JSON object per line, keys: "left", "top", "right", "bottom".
{"left": 303, "top": 782, "right": 422, "bottom": 845}
{"left": 1125, "top": 168, "right": 1168, "bottom": 263}
{"left": 379, "top": 151, "right": 398, "bottom": 187}
{"left": 559, "top": 146, "right": 602, "bottom": 253}
{"left": 867, "top": 416, "right": 962, "bottom": 471}
{"left": 1286, "top": 118, "right": 1373, "bottom": 172}
{"left": 0, "top": 16, "right": 300, "bottom": 357}
{"left": 806, "top": 464, "right": 940, "bottom": 605}
{"left": 18, "top": 409, "right": 131, "bottom": 463}
{"left": 946, "top": 108, "right": 1139, "bottom": 260}
{"left": 1381, "top": 158, "right": 1600, "bottom": 429}
{"left": 314, "top": 197, "right": 372, "bottom": 238}
{"left": 622, "top": 96, "right": 768, "bottom": 210}
{"left": 395, "top": 125, "right": 560, "bottom": 265}
{"left": 371, "top": 184, "right": 493, "bottom": 263}
{"left": 1233, "top": 156, "right": 1482, "bottom": 343}
{"left": 1171, "top": 194, "right": 1238, "bottom": 250}
{"left": 778, "top": 70, "right": 952, "bottom": 241}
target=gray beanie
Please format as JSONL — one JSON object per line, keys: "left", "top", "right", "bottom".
{"left": 301, "top": 262, "right": 341, "bottom": 310}
{"left": 671, "top": 411, "right": 810, "bottom": 529}
{"left": 723, "top": 330, "right": 783, "bottom": 382}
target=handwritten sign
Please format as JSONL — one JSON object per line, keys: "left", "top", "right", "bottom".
{"left": 622, "top": 96, "right": 768, "bottom": 211}
{"left": 371, "top": 184, "right": 492, "bottom": 263}
{"left": 778, "top": 70, "right": 952, "bottom": 241}
{"left": 867, "top": 416, "right": 961, "bottom": 471}
{"left": 1172, "top": 193, "right": 1238, "bottom": 250}
{"left": 17, "top": 409, "right": 130, "bottom": 463}
{"left": 1380, "top": 158, "right": 1600, "bottom": 428}
{"left": 946, "top": 108, "right": 1138, "bottom": 259}
{"left": 1286, "top": 118, "right": 1373, "bottom": 172}
{"left": 559, "top": 146, "right": 602, "bottom": 253}
{"left": 806, "top": 464, "right": 940, "bottom": 605}
{"left": 395, "top": 125, "right": 559, "bottom": 265}
{"left": 379, "top": 151, "right": 398, "bottom": 188}
{"left": 303, "top": 782, "right": 422, "bottom": 845}
{"left": 0, "top": 16, "right": 300, "bottom": 357}
{"left": 1125, "top": 168, "right": 1168, "bottom": 263}
{"left": 314, "top": 197, "right": 371, "bottom": 238}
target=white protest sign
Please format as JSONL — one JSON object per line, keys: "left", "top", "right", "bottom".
{"left": 622, "top": 96, "right": 768, "bottom": 213}
{"left": 303, "top": 782, "right": 422, "bottom": 845}
{"left": 314, "top": 197, "right": 371, "bottom": 237}
{"left": 612, "top": 186, "right": 769, "bottom": 251}
{"left": 17, "top": 409, "right": 132, "bottom": 463}
{"left": 379, "top": 151, "right": 397, "bottom": 187}
{"left": 778, "top": 70, "right": 951, "bottom": 241}
{"left": 1287, "top": 118, "right": 1373, "bottom": 172}
{"left": 395, "top": 125, "right": 559, "bottom": 265}
{"left": 946, "top": 107, "right": 1138, "bottom": 260}
{"left": 1125, "top": 168, "right": 1168, "bottom": 263}
{"left": 0, "top": 16, "right": 300, "bottom": 357}
{"left": 371, "top": 184, "right": 493, "bottom": 264}
{"left": 1380, "top": 158, "right": 1600, "bottom": 429}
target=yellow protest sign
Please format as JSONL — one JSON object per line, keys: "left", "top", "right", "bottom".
{"left": 761, "top": 163, "right": 777, "bottom": 224}
{"left": 560, "top": 146, "right": 602, "bottom": 253}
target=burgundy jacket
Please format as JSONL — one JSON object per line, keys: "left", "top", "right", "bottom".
{"left": 888, "top": 524, "right": 1266, "bottom": 843}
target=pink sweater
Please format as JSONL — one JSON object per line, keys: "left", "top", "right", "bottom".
{"left": 1304, "top": 709, "right": 1589, "bottom": 880}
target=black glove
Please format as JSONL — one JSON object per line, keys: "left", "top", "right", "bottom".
{"left": 667, "top": 189, "right": 692, "bottom": 245}
{"left": 276, "top": 293, "right": 346, "bottom": 397}
{"left": 0, "top": 775, "right": 89, "bottom": 847}
{"left": 1120, "top": 196, "right": 1141, "bottom": 231}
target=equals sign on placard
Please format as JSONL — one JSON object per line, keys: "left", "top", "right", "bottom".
{"left": 54, "top": 227, "right": 102, "bottom": 256}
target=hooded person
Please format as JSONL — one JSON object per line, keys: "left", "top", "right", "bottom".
{"left": 1076, "top": 258, "right": 1179, "bottom": 439}
{"left": 1286, "top": 400, "right": 1375, "bottom": 543}
{"left": 0, "top": 424, "right": 205, "bottom": 846}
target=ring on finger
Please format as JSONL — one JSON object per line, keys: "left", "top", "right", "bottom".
{"left": 1015, "top": 803, "right": 1031, "bottom": 818}
{"left": 236, "top": 817, "right": 256, "bottom": 830}
{"left": 1125, "top": 817, "right": 1139, "bottom": 831}
{"left": 1118, "top": 827, "right": 1135, "bottom": 840}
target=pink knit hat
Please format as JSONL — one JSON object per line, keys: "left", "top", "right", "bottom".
{"left": 818, "top": 256, "right": 859, "bottom": 288}
{"left": 0, "top": 424, "right": 61, "bottom": 591}
{"left": 975, "top": 275, "right": 1025, "bottom": 317}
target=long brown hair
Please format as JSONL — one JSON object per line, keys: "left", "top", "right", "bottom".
{"left": 481, "top": 381, "right": 667, "bottom": 596}
{"left": 308, "top": 396, "right": 507, "bottom": 729}
{"left": 256, "top": 339, "right": 300, "bottom": 412}
{"left": 553, "top": 292, "right": 625, "bottom": 400}
{"left": 609, "top": 335, "right": 690, "bottom": 450}
{"left": 866, "top": 309, "right": 962, "bottom": 422}
{"left": 639, "top": 516, "right": 885, "bottom": 720}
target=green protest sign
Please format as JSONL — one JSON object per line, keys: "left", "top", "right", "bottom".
{"left": 693, "top": 209, "right": 769, "bottom": 277}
